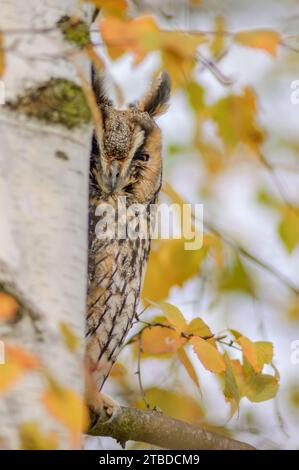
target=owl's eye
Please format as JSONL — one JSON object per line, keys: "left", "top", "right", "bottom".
{"left": 133, "top": 151, "right": 150, "bottom": 162}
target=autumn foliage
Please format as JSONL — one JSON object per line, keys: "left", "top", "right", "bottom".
{"left": 1, "top": 0, "right": 298, "bottom": 450}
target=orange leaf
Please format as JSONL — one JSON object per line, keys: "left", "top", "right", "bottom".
{"left": 100, "top": 15, "right": 159, "bottom": 62}
{"left": 190, "top": 337, "right": 226, "bottom": 373}
{"left": 0, "top": 32, "right": 4, "bottom": 77}
{"left": 0, "top": 363, "right": 22, "bottom": 393}
{"left": 0, "top": 292, "right": 19, "bottom": 321}
{"left": 238, "top": 336, "right": 259, "bottom": 372}
{"left": 0, "top": 344, "right": 39, "bottom": 393}
{"left": 86, "top": 0, "right": 128, "bottom": 17}
{"left": 6, "top": 344, "right": 40, "bottom": 369}
{"left": 77, "top": 68, "right": 103, "bottom": 147}
{"left": 141, "top": 326, "right": 185, "bottom": 355}
{"left": 234, "top": 30, "right": 281, "bottom": 56}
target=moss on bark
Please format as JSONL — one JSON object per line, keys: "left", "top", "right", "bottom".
{"left": 7, "top": 78, "right": 92, "bottom": 129}
{"left": 57, "top": 15, "right": 90, "bottom": 49}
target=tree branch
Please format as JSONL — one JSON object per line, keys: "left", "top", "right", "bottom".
{"left": 88, "top": 406, "right": 256, "bottom": 450}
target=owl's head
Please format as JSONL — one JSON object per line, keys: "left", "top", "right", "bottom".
{"left": 91, "top": 71, "right": 171, "bottom": 204}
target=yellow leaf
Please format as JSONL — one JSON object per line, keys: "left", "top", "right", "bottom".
{"left": 141, "top": 326, "right": 185, "bottom": 355}
{"left": 255, "top": 341, "right": 273, "bottom": 371}
{"left": 142, "top": 238, "right": 207, "bottom": 303}
{"left": 60, "top": 322, "right": 80, "bottom": 352}
{"left": 0, "top": 363, "right": 22, "bottom": 393}
{"left": 156, "top": 301, "right": 187, "bottom": 332}
{"left": 234, "top": 29, "right": 281, "bottom": 57}
{"left": 143, "top": 183, "right": 208, "bottom": 303}
{"left": 230, "top": 359, "right": 246, "bottom": 396}
{"left": 186, "top": 80, "right": 205, "bottom": 116}
{"left": 177, "top": 347, "right": 200, "bottom": 390}
{"left": 109, "top": 362, "right": 128, "bottom": 387}
{"left": 19, "top": 422, "right": 58, "bottom": 450}
{"left": 190, "top": 337, "right": 226, "bottom": 373}
{"left": 210, "top": 16, "right": 226, "bottom": 57}
{"left": 287, "top": 296, "right": 299, "bottom": 321}
{"left": 229, "top": 329, "right": 242, "bottom": 340}
{"left": 186, "top": 317, "right": 216, "bottom": 347}
{"left": 0, "top": 32, "right": 4, "bottom": 77}
{"left": 42, "top": 385, "right": 89, "bottom": 446}
{"left": 160, "top": 31, "right": 205, "bottom": 88}
{"left": 209, "top": 87, "right": 265, "bottom": 155}
{"left": 0, "top": 292, "right": 19, "bottom": 322}
{"left": 239, "top": 336, "right": 273, "bottom": 373}
{"left": 186, "top": 317, "right": 212, "bottom": 338}
{"left": 196, "top": 141, "right": 226, "bottom": 176}
{"left": 136, "top": 387, "right": 204, "bottom": 424}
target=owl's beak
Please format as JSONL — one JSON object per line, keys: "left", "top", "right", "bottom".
{"left": 108, "top": 160, "right": 121, "bottom": 192}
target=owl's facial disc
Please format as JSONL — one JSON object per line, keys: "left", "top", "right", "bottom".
{"left": 100, "top": 109, "right": 150, "bottom": 195}
{"left": 92, "top": 71, "right": 171, "bottom": 202}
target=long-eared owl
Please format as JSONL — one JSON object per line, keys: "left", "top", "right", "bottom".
{"left": 87, "top": 70, "right": 171, "bottom": 398}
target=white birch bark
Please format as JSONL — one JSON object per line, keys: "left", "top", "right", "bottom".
{"left": 0, "top": 0, "right": 93, "bottom": 449}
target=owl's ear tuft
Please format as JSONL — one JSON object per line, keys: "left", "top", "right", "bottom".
{"left": 92, "top": 67, "right": 112, "bottom": 108}
{"left": 139, "top": 71, "right": 171, "bottom": 118}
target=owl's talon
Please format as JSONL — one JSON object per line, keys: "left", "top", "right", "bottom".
{"left": 101, "top": 393, "right": 121, "bottom": 423}
{"left": 89, "top": 389, "right": 121, "bottom": 424}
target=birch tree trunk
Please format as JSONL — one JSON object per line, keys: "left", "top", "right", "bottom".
{"left": 0, "top": 0, "right": 93, "bottom": 449}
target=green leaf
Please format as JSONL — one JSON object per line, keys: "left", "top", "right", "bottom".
{"left": 223, "top": 352, "right": 240, "bottom": 413}
{"left": 242, "top": 357, "right": 279, "bottom": 403}
{"left": 245, "top": 373, "right": 279, "bottom": 402}
{"left": 186, "top": 81, "right": 205, "bottom": 115}
{"left": 219, "top": 256, "right": 255, "bottom": 295}
{"left": 278, "top": 208, "right": 299, "bottom": 253}
{"left": 256, "top": 190, "right": 279, "bottom": 209}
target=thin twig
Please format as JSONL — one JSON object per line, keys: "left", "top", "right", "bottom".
{"left": 136, "top": 334, "right": 150, "bottom": 409}
{"left": 203, "top": 218, "right": 299, "bottom": 296}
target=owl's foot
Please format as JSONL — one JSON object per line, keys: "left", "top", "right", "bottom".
{"left": 89, "top": 391, "right": 121, "bottom": 423}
